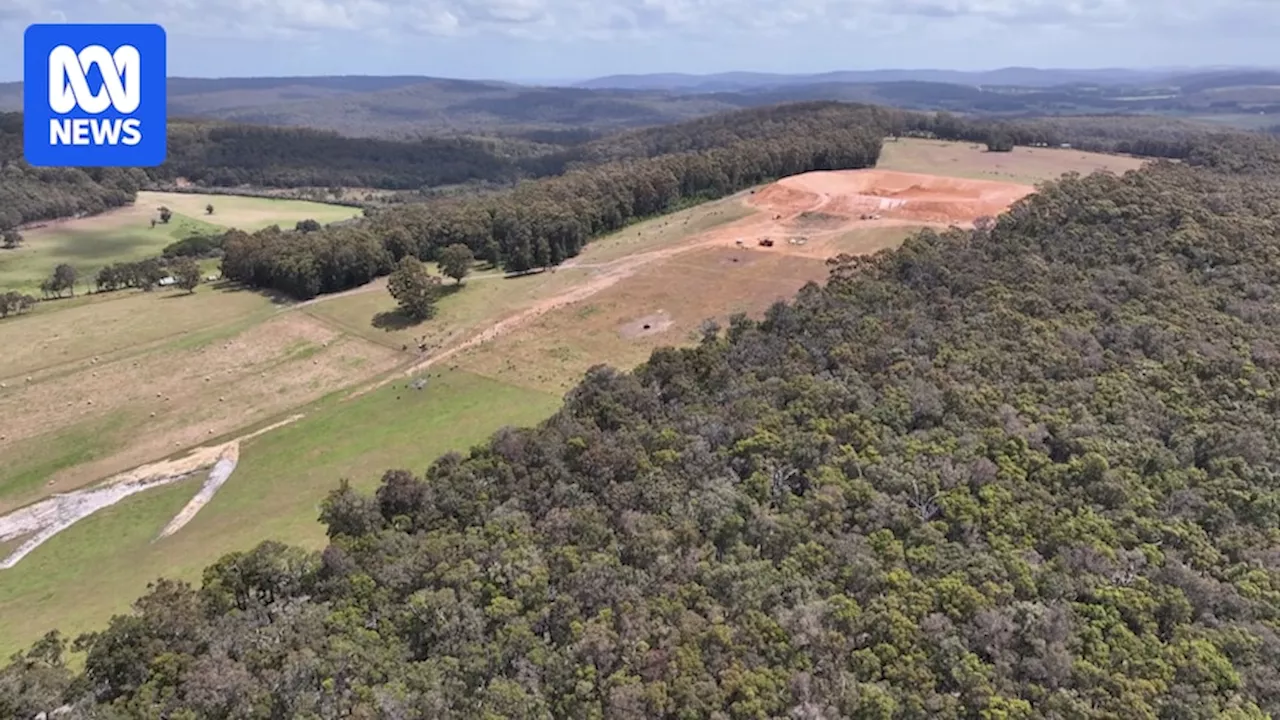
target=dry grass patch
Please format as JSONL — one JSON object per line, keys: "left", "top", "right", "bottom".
{"left": 877, "top": 137, "right": 1149, "bottom": 185}
{"left": 303, "top": 268, "right": 594, "bottom": 356}
{"left": 575, "top": 197, "right": 758, "bottom": 264}
{"left": 778, "top": 225, "right": 919, "bottom": 260}
{"left": 456, "top": 246, "right": 834, "bottom": 392}
{"left": 0, "top": 310, "right": 401, "bottom": 513}
{"left": 0, "top": 286, "right": 278, "bottom": 380}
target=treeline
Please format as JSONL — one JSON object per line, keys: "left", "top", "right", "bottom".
{"left": 0, "top": 114, "right": 148, "bottom": 231}
{"left": 221, "top": 123, "right": 884, "bottom": 298}
{"left": 0, "top": 290, "right": 36, "bottom": 318}
{"left": 220, "top": 225, "right": 392, "bottom": 299}
{"left": 14, "top": 145, "right": 1280, "bottom": 717}
{"left": 218, "top": 102, "right": 1264, "bottom": 302}
{"left": 898, "top": 111, "right": 1224, "bottom": 160}
{"left": 162, "top": 233, "right": 227, "bottom": 259}
{"left": 94, "top": 259, "right": 169, "bottom": 292}
{"left": 557, "top": 103, "right": 1231, "bottom": 169}
{"left": 561, "top": 101, "right": 903, "bottom": 164}
{"left": 141, "top": 183, "right": 368, "bottom": 209}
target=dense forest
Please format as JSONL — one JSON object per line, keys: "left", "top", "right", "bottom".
{"left": 154, "top": 122, "right": 552, "bottom": 190}
{"left": 540, "top": 102, "right": 905, "bottom": 168}
{"left": 8, "top": 135, "right": 1280, "bottom": 717}
{"left": 0, "top": 114, "right": 148, "bottom": 231}
{"left": 218, "top": 104, "right": 886, "bottom": 299}
{"left": 893, "top": 111, "right": 1217, "bottom": 161}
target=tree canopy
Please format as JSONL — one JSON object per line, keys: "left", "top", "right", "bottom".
{"left": 387, "top": 256, "right": 443, "bottom": 320}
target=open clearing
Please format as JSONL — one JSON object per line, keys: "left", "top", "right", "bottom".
{"left": 1, "top": 191, "right": 360, "bottom": 291}
{"left": 446, "top": 169, "right": 1033, "bottom": 390}
{"left": 877, "top": 137, "right": 1148, "bottom": 185}
{"left": 0, "top": 139, "right": 1147, "bottom": 656}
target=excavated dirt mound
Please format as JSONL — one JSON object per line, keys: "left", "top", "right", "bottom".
{"left": 751, "top": 183, "right": 817, "bottom": 215}
{"left": 748, "top": 169, "right": 1035, "bottom": 226}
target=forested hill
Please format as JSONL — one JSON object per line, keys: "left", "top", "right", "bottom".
{"left": 0, "top": 102, "right": 1261, "bottom": 235}
{"left": 156, "top": 121, "right": 543, "bottom": 190}
{"left": 213, "top": 105, "right": 1263, "bottom": 302}
{"left": 9, "top": 136, "right": 1280, "bottom": 717}
{"left": 0, "top": 103, "right": 883, "bottom": 232}
{"left": 217, "top": 104, "right": 888, "bottom": 298}
{"left": 0, "top": 114, "right": 149, "bottom": 231}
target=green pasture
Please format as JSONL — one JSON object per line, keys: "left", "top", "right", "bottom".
{"left": 1, "top": 191, "right": 358, "bottom": 292}
{"left": 0, "top": 369, "right": 559, "bottom": 658}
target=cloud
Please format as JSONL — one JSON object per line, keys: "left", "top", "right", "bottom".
{"left": 0, "top": 0, "right": 1275, "bottom": 43}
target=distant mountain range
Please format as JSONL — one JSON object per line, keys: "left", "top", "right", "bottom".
{"left": 2, "top": 66, "right": 1279, "bottom": 138}
{"left": 571, "top": 67, "right": 1206, "bottom": 92}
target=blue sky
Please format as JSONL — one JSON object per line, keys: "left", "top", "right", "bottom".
{"left": 1, "top": 0, "right": 1276, "bottom": 82}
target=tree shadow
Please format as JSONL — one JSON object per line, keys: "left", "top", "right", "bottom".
{"left": 207, "top": 280, "right": 296, "bottom": 305}
{"left": 503, "top": 268, "right": 548, "bottom": 280}
{"left": 371, "top": 286, "right": 462, "bottom": 331}
{"left": 372, "top": 310, "right": 421, "bottom": 331}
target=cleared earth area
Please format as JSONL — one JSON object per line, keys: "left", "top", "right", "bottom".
{"left": 446, "top": 167, "right": 1039, "bottom": 390}
{"left": 0, "top": 140, "right": 1147, "bottom": 656}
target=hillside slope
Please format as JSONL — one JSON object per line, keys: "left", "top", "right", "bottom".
{"left": 7, "top": 134, "right": 1280, "bottom": 717}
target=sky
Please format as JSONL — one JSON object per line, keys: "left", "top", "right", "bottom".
{"left": 0, "top": 0, "right": 1277, "bottom": 82}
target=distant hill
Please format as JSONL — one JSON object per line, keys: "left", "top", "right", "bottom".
{"left": 4, "top": 67, "right": 1280, "bottom": 138}
{"left": 573, "top": 67, "right": 1193, "bottom": 92}
{"left": 1169, "top": 70, "right": 1280, "bottom": 94}
{"left": 0, "top": 75, "right": 736, "bottom": 137}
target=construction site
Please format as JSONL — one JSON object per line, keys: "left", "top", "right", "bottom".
{"left": 701, "top": 168, "right": 1037, "bottom": 260}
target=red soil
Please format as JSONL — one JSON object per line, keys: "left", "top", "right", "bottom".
{"left": 749, "top": 169, "right": 1035, "bottom": 226}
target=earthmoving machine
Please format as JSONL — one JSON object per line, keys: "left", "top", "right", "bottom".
{"left": 758, "top": 238, "right": 775, "bottom": 247}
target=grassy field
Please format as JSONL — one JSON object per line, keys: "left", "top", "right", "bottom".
{"left": 0, "top": 138, "right": 1150, "bottom": 658}
{"left": 0, "top": 370, "right": 558, "bottom": 657}
{"left": 0, "top": 284, "right": 279, "bottom": 380}
{"left": 304, "top": 269, "right": 594, "bottom": 353}
{"left": 877, "top": 137, "right": 1148, "bottom": 185}
{"left": 142, "top": 192, "right": 361, "bottom": 231}
{"left": 577, "top": 198, "right": 757, "bottom": 264}
{"left": 1, "top": 191, "right": 360, "bottom": 291}
{"left": 0, "top": 284, "right": 404, "bottom": 513}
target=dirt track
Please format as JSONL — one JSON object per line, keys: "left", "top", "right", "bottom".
{"left": 382, "top": 168, "right": 1032, "bottom": 383}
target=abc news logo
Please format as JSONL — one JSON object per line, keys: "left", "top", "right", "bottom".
{"left": 48, "top": 44, "right": 144, "bottom": 147}
{"left": 23, "top": 24, "right": 167, "bottom": 167}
